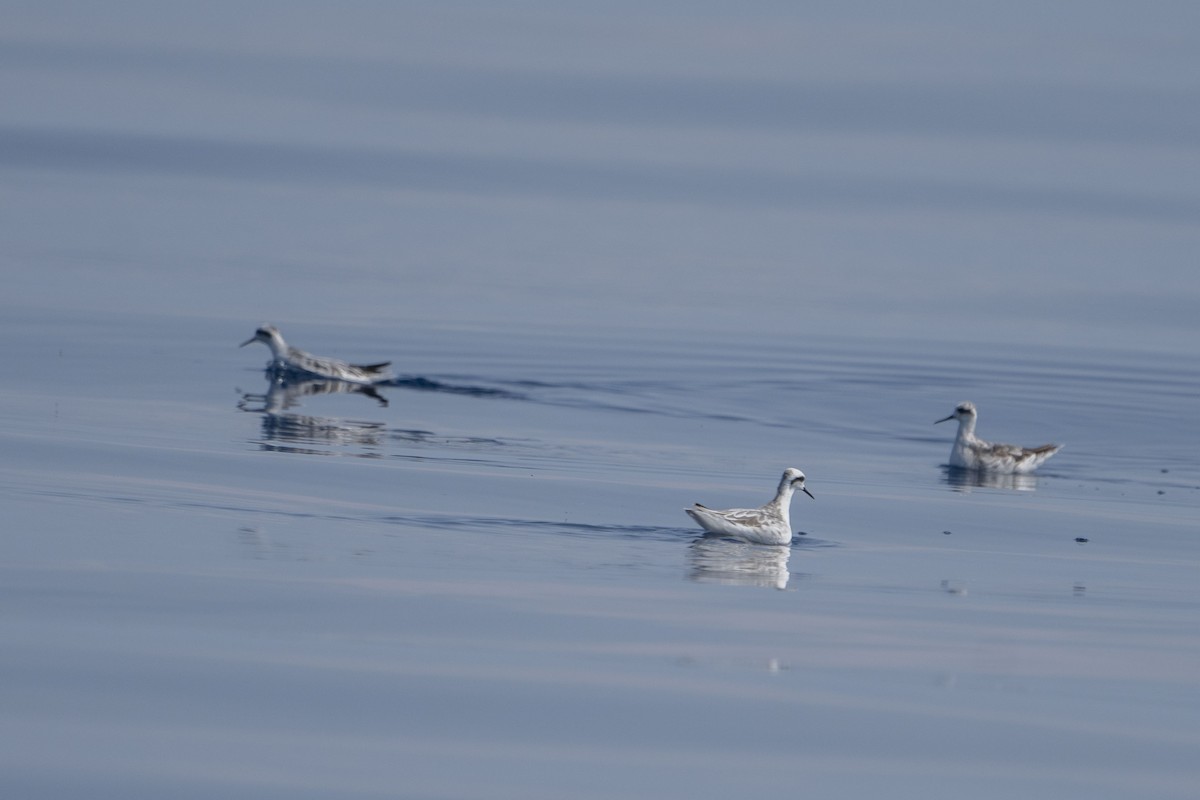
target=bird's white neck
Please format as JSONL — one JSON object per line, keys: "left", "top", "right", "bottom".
{"left": 263, "top": 332, "right": 289, "bottom": 360}
{"left": 770, "top": 482, "right": 795, "bottom": 529}
{"left": 772, "top": 477, "right": 796, "bottom": 507}
{"left": 955, "top": 414, "right": 978, "bottom": 442}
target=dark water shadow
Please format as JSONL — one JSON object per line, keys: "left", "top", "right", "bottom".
{"left": 383, "top": 375, "right": 525, "bottom": 400}
{"left": 240, "top": 367, "right": 525, "bottom": 407}
{"left": 381, "top": 513, "right": 687, "bottom": 544}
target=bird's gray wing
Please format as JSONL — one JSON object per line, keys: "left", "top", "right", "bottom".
{"left": 716, "top": 508, "right": 778, "bottom": 526}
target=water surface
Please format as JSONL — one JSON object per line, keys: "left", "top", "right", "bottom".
{"left": 2, "top": 3, "right": 1199, "bottom": 798}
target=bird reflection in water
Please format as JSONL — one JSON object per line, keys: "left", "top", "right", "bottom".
{"left": 239, "top": 370, "right": 389, "bottom": 413}
{"left": 941, "top": 466, "right": 1039, "bottom": 493}
{"left": 688, "top": 536, "right": 793, "bottom": 590}
{"left": 238, "top": 374, "right": 389, "bottom": 456}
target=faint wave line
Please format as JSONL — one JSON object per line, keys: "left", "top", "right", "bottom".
{"left": 6, "top": 38, "right": 1199, "bottom": 148}
{"left": 1, "top": 126, "right": 1196, "bottom": 222}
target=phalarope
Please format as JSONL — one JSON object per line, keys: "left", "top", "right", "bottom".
{"left": 935, "top": 401, "right": 1061, "bottom": 473}
{"left": 240, "top": 325, "right": 392, "bottom": 385}
{"left": 685, "top": 468, "right": 814, "bottom": 546}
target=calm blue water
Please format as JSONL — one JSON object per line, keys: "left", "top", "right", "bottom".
{"left": 3, "top": 4, "right": 1199, "bottom": 799}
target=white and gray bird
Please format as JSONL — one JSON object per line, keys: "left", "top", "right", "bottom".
{"left": 935, "top": 401, "right": 1061, "bottom": 473}
{"left": 240, "top": 325, "right": 392, "bottom": 385}
{"left": 685, "top": 468, "right": 814, "bottom": 546}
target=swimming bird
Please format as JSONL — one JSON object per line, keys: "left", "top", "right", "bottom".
{"left": 240, "top": 325, "right": 392, "bottom": 385}
{"left": 685, "top": 468, "right": 814, "bottom": 546}
{"left": 935, "top": 401, "right": 1061, "bottom": 473}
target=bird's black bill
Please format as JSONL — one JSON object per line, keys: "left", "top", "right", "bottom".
{"left": 934, "top": 414, "right": 955, "bottom": 424}
{"left": 802, "top": 487, "right": 815, "bottom": 499}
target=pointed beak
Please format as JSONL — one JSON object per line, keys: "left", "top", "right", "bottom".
{"left": 935, "top": 414, "right": 955, "bottom": 424}
{"left": 802, "top": 486, "right": 815, "bottom": 499}
{"left": 239, "top": 336, "right": 257, "bottom": 348}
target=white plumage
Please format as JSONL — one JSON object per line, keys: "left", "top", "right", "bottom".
{"left": 685, "top": 468, "right": 814, "bottom": 546}
{"left": 240, "top": 325, "right": 392, "bottom": 385}
{"left": 935, "top": 402, "right": 1061, "bottom": 474}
